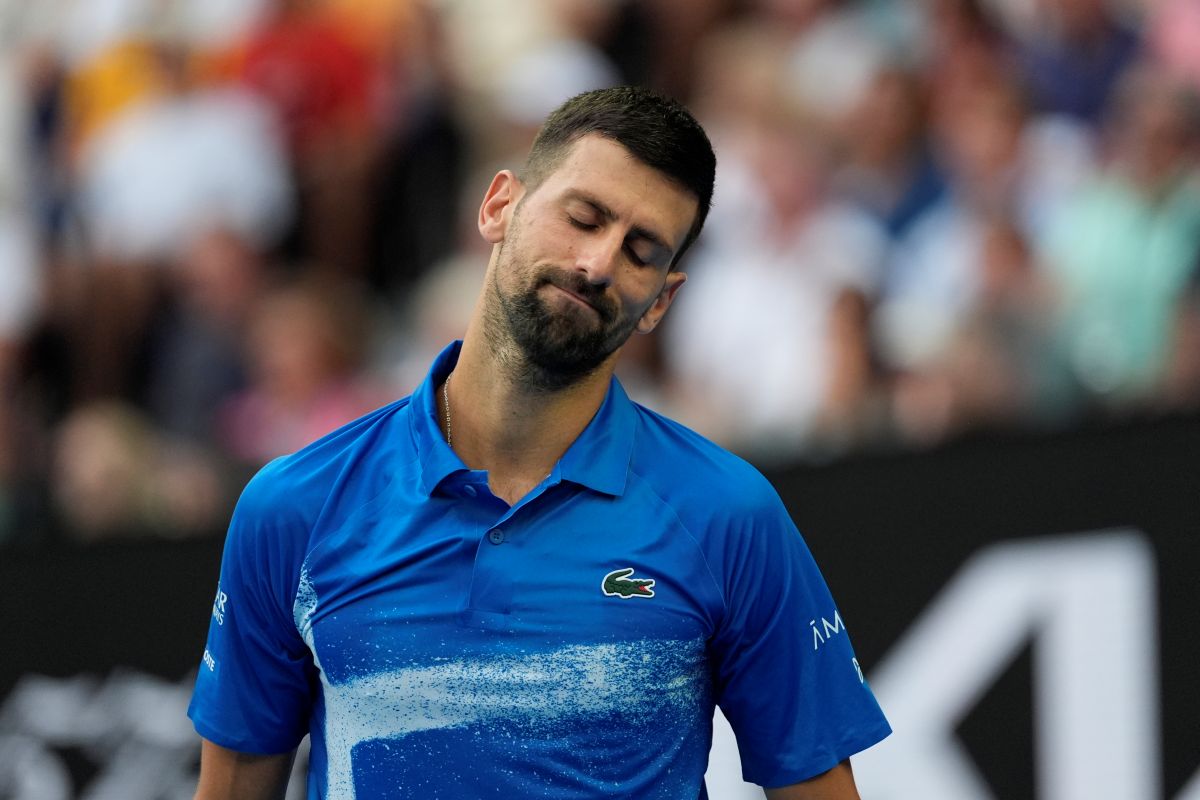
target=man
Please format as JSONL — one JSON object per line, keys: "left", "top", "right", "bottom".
{"left": 189, "top": 86, "right": 890, "bottom": 799}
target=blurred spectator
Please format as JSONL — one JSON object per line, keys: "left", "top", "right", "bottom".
{"left": 833, "top": 63, "right": 947, "bottom": 240}
{"left": 667, "top": 15, "right": 895, "bottom": 457}
{"left": 63, "top": 33, "right": 169, "bottom": 155}
{"left": 889, "top": 216, "right": 1059, "bottom": 444}
{"left": 229, "top": 0, "right": 380, "bottom": 158}
{"left": 561, "top": 0, "right": 656, "bottom": 88}
{"left": 0, "top": 43, "right": 29, "bottom": 205}
{"left": 1146, "top": 0, "right": 1200, "bottom": 91}
{"left": 52, "top": 402, "right": 149, "bottom": 540}
{"left": 810, "top": 288, "right": 891, "bottom": 454}
{"left": 218, "top": 279, "right": 384, "bottom": 465}
{"left": 50, "top": 401, "right": 226, "bottom": 542}
{"left": 63, "top": 36, "right": 291, "bottom": 406}
{"left": 442, "top": 0, "right": 628, "bottom": 157}
{"left": 144, "top": 227, "right": 271, "bottom": 443}
{"left": 689, "top": 18, "right": 792, "bottom": 143}
{"left": 76, "top": 42, "right": 292, "bottom": 265}
{"left": 367, "top": 3, "right": 467, "bottom": 299}
{"left": 23, "top": 44, "right": 72, "bottom": 245}
{"left": 378, "top": 156, "right": 501, "bottom": 396}
{"left": 633, "top": 0, "right": 733, "bottom": 99}
{"left": 1038, "top": 64, "right": 1200, "bottom": 404}
{"left": 876, "top": 69, "right": 1092, "bottom": 380}
{"left": 923, "top": 0, "right": 1012, "bottom": 118}
{"left": 747, "top": 0, "right": 835, "bottom": 38}
{"left": 0, "top": 213, "right": 42, "bottom": 357}
{"left": 778, "top": 0, "right": 895, "bottom": 133}
{"left": 495, "top": 38, "right": 620, "bottom": 142}
{"left": 665, "top": 109, "right": 888, "bottom": 457}
{"left": 1012, "top": 0, "right": 1141, "bottom": 123}
{"left": 224, "top": 0, "right": 399, "bottom": 279}
{"left": 384, "top": 251, "right": 486, "bottom": 396}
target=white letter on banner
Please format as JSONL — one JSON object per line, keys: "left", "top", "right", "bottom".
{"left": 853, "top": 530, "right": 1159, "bottom": 800}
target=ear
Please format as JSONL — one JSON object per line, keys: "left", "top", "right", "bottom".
{"left": 478, "top": 170, "right": 523, "bottom": 244}
{"left": 635, "top": 271, "right": 687, "bottom": 335}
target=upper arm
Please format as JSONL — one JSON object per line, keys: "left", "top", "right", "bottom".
{"left": 188, "top": 463, "right": 316, "bottom": 753}
{"left": 764, "top": 760, "right": 860, "bottom": 800}
{"left": 707, "top": 485, "right": 890, "bottom": 786}
{"left": 195, "top": 738, "right": 296, "bottom": 800}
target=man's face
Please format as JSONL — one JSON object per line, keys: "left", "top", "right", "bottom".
{"left": 482, "top": 135, "right": 699, "bottom": 389}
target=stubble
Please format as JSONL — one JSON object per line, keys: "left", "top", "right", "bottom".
{"left": 484, "top": 230, "right": 639, "bottom": 393}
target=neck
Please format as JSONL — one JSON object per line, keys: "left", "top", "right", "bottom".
{"left": 444, "top": 319, "right": 616, "bottom": 504}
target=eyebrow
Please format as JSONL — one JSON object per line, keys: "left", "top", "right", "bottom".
{"left": 563, "top": 190, "right": 676, "bottom": 256}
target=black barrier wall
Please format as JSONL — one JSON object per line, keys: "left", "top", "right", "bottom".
{"left": 2, "top": 413, "right": 1198, "bottom": 799}
{"left": 773, "top": 413, "right": 1200, "bottom": 800}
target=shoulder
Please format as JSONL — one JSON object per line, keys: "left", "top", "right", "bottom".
{"left": 628, "top": 403, "right": 785, "bottom": 523}
{"left": 233, "top": 396, "right": 415, "bottom": 539}
{"left": 627, "top": 404, "right": 820, "bottom": 615}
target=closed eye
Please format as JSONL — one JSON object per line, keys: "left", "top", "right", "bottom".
{"left": 624, "top": 243, "right": 648, "bottom": 267}
{"left": 566, "top": 205, "right": 670, "bottom": 267}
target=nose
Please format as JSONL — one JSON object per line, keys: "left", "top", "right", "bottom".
{"left": 573, "top": 230, "right": 623, "bottom": 286}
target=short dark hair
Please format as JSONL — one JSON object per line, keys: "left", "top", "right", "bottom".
{"left": 522, "top": 86, "right": 716, "bottom": 268}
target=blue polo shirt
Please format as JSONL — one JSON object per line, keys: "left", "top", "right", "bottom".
{"left": 189, "top": 342, "right": 890, "bottom": 798}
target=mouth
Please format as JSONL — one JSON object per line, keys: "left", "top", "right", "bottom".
{"left": 542, "top": 280, "right": 612, "bottom": 323}
{"left": 548, "top": 283, "right": 599, "bottom": 313}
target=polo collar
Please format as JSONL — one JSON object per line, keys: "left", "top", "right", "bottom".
{"left": 411, "top": 341, "right": 464, "bottom": 497}
{"left": 411, "top": 341, "right": 635, "bottom": 498}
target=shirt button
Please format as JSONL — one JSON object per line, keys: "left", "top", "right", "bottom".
{"left": 463, "top": 485, "right": 477, "bottom": 497}
{"left": 487, "top": 529, "right": 505, "bottom": 545}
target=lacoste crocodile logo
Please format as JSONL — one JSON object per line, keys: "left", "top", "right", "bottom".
{"left": 601, "top": 567, "right": 656, "bottom": 599}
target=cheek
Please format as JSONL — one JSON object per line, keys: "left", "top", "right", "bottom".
{"left": 510, "top": 228, "right": 565, "bottom": 278}
{"left": 621, "top": 280, "right": 668, "bottom": 322}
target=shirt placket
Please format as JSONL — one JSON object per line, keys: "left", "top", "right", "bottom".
{"left": 456, "top": 471, "right": 561, "bottom": 630}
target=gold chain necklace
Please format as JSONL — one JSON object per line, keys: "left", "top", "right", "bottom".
{"left": 442, "top": 374, "right": 452, "bottom": 447}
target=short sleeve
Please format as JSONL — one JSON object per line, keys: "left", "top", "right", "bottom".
{"left": 709, "top": 482, "right": 891, "bottom": 788}
{"left": 187, "top": 462, "right": 316, "bottom": 754}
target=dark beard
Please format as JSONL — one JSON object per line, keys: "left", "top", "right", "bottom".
{"left": 493, "top": 264, "right": 635, "bottom": 392}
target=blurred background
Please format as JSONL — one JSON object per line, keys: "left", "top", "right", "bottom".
{"left": 0, "top": 0, "right": 1197, "bottom": 797}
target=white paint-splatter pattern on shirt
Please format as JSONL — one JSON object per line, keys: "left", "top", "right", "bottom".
{"left": 294, "top": 569, "right": 709, "bottom": 799}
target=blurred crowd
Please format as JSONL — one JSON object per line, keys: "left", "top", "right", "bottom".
{"left": 0, "top": 0, "right": 1198, "bottom": 546}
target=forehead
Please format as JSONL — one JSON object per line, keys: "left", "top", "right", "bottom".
{"left": 531, "top": 135, "right": 699, "bottom": 247}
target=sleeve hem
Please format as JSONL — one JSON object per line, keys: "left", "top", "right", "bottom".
{"left": 190, "top": 712, "right": 305, "bottom": 757}
{"left": 750, "top": 720, "right": 893, "bottom": 789}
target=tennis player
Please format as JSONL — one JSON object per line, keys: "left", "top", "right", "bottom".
{"left": 189, "top": 86, "right": 889, "bottom": 799}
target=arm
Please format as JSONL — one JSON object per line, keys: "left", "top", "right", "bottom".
{"left": 194, "top": 738, "right": 295, "bottom": 800}
{"left": 704, "top": 478, "right": 890, "bottom": 795}
{"left": 765, "top": 760, "right": 860, "bottom": 800}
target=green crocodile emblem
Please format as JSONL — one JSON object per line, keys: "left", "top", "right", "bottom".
{"left": 602, "top": 567, "right": 656, "bottom": 599}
